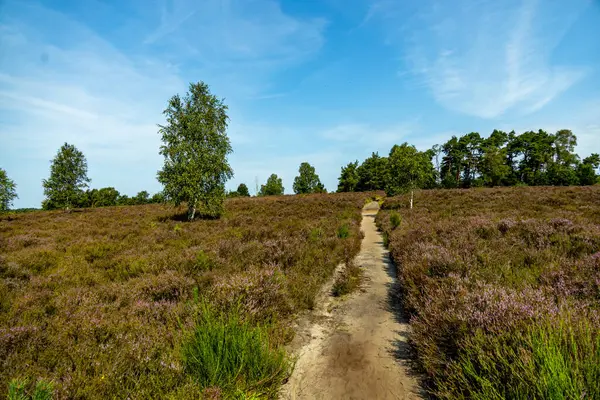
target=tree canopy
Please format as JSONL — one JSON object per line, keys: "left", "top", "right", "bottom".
{"left": 337, "top": 161, "right": 359, "bottom": 193}
{"left": 157, "top": 81, "right": 233, "bottom": 220}
{"left": 259, "top": 174, "right": 284, "bottom": 196}
{"left": 337, "top": 129, "right": 599, "bottom": 195}
{"left": 42, "top": 143, "right": 90, "bottom": 210}
{"left": 237, "top": 183, "right": 250, "bottom": 197}
{"left": 0, "top": 168, "right": 18, "bottom": 211}
{"left": 293, "top": 162, "right": 326, "bottom": 194}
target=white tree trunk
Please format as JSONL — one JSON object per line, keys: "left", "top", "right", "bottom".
{"left": 410, "top": 190, "right": 414, "bottom": 209}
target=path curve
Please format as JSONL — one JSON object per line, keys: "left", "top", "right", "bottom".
{"left": 280, "top": 202, "right": 423, "bottom": 399}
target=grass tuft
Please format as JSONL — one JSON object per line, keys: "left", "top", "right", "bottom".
{"left": 181, "top": 301, "right": 290, "bottom": 398}
{"left": 332, "top": 262, "right": 362, "bottom": 297}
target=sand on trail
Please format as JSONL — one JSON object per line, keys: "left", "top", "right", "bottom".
{"left": 280, "top": 201, "right": 423, "bottom": 400}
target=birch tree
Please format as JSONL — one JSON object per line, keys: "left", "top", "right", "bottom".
{"left": 157, "top": 82, "right": 233, "bottom": 220}
{"left": 42, "top": 143, "right": 90, "bottom": 210}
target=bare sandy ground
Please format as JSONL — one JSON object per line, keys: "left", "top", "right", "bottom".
{"left": 280, "top": 202, "right": 423, "bottom": 400}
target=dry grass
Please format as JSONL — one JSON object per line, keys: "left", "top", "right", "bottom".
{"left": 0, "top": 193, "right": 371, "bottom": 398}
{"left": 377, "top": 186, "right": 600, "bottom": 399}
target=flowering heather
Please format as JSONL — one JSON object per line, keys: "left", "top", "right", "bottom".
{"left": 0, "top": 192, "right": 370, "bottom": 398}
{"left": 377, "top": 186, "right": 600, "bottom": 398}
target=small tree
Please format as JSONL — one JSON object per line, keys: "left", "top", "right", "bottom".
{"left": 134, "top": 190, "right": 150, "bottom": 205}
{"left": 237, "top": 183, "right": 250, "bottom": 197}
{"left": 157, "top": 82, "right": 234, "bottom": 221}
{"left": 337, "top": 161, "right": 359, "bottom": 192}
{"left": 293, "top": 162, "right": 326, "bottom": 194}
{"left": 259, "top": 174, "right": 284, "bottom": 196}
{"left": 578, "top": 154, "right": 600, "bottom": 185}
{"left": 95, "top": 187, "right": 120, "bottom": 207}
{"left": 0, "top": 168, "right": 18, "bottom": 211}
{"left": 387, "top": 143, "right": 435, "bottom": 209}
{"left": 42, "top": 143, "right": 90, "bottom": 210}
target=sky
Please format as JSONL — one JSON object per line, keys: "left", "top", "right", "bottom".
{"left": 1, "top": 0, "right": 599, "bottom": 208}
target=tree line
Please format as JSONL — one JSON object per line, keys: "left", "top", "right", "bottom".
{"left": 2, "top": 80, "right": 598, "bottom": 215}
{"left": 337, "top": 129, "right": 600, "bottom": 197}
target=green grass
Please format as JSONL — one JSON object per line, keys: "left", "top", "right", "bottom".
{"left": 8, "top": 379, "right": 53, "bottom": 400}
{"left": 442, "top": 314, "right": 600, "bottom": 400}
{"left": 181, "top": 301, "right": 290, "bottom": 398}
{"left": 331, "top": 262, "right": 362, "bottom": 297}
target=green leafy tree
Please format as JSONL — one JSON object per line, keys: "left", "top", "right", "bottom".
{"left": 578, "top": 154, "right": 600, "bottom": 185}
{"left": 478, "top": 130, "right": 511, "bottom": 187}
{"left": 0, "top": 168, "right": 18, "bottom": 211}
{"left": 95, "top": 187, "right": 120, "bottom": 207}
{"left": 117, "top": 194, "right": 133, "bottom": 206}
{"left": 237, "top": 183, "right": 250, "bottom": 197}
{"left": 151, "top": 192, "right": 166, "bottom": 204}
{"left": 356, "top": 152, "right": 389, "bottom": 191}
{"left": 157, "top": 82, "right": 234, "bottom": 221}
{"left": 42, "top": 143, "right": 90, "bottom": 210}
{"left": 337, "top": 161, "right": 360, "bottom": 192}
{"left": 387, "top": 143, "right": 435, "bottom": 208}
{"left": 134, "top": 190, "right": 150, "bottom": 205}
{"left": 441, "top": 136, "right": 464, "bottom": 188}
{"left": 259, "top": 174, "right": 284, "bottom": 196}
{"left": 293, "top": 162, "right": 326, "bottom": 194}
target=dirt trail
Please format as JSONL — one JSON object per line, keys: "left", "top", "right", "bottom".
{"left": 280, "top": 202, "right": 423, "bottom": 400}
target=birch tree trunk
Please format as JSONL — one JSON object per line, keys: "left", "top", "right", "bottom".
{"left": 187, "top": 197, "right": 197, "bottom": 221}
{"left": 410, "top": 190, "right": 414, "bottom": 209}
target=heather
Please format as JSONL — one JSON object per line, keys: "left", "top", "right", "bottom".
{"left": 377, "top": 186, "right": 600, "bottom": 398}
{"left": 0, "top": 193, "right": 367, "bottom": 398}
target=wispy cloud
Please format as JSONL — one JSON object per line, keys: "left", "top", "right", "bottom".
{"left": 368, "top": 0, "right": 590, "bottom": 118}
{"left": 0, "top": 0, "right": 326, "bottom": 207}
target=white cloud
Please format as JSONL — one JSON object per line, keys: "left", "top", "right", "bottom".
{"left": 369, "top": 0, "right": 590, "bottom": 118}
{"left": 0, "top": 0, "right": 326, "bottom": 207}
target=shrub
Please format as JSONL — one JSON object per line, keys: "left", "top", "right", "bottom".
{"left": 389, "top": 212, "right": 402, "bottom": 229}
{"left": 8, "top": 378, "right": 53, "bottom": 400}
{"left": 181, "top": 302, "right": 290, "bottom": 397}
{"left": 337, "top": 224, "right": 350, "bottom": 239}
{"left": 332, "top": 262, "right": 362, "bottom": 297}
{"left": 441, "top": 314, "right": 600, "bottom": 399}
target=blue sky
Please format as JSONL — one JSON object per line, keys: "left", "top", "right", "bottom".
{"left": 1, "top": 0, "right": 599, "bottom": 208}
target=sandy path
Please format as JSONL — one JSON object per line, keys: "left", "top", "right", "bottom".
{"left": 280, "top": 202, "right": 423, "bottom": 400}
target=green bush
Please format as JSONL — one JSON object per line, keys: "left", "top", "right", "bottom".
{"left": 389, "top": 212, "right": 402, "bottom": 229}
{"left": 8, "top": 378, "right": 53, "bottom": 400}
{"left": 442, "top": 315, "right": 600, "bottom": 399}
{"left": 332, "top": 262, "right": 362, "bottom": 297}
{"left": 337, "top": 224, "right": 350, "bottom": 239}
{"left": 181, "top": 302, "right": 290, "bottom": 397}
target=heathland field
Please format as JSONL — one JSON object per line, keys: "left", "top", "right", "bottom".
{"left": 377, "top": 186, "right": 600, "bottom": 399}
{"left": 0, "top": 193, "right": 369, "bottom": 398}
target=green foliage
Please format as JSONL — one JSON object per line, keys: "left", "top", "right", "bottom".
{"left": 258, "top": 174, "right": 284, "bottom": 196}
{"left": 337, "top": 224, "right": 350, "bottom": 239}
{"left": 133, "top": 190, "right": 150, "bottom": 205}
{"left": 386, "top": 142, "right": 435, "bottom": 196}
{"left": 94, "top": 187, "right": 120, "bottom": 207}
{"left": 157, "top": 81, "right": 234, "bottom": 221}
{"left": 341, "top": 129, "right": 598, "bottom": 193}
{"left": 236, "top": 183, "right": 250, "bottom": 197}
{"left": 0, "top": 168, "right": 18, "bottom": 211}
{"left": 42, "top": 143, "right": 90, "bottom": 210}
{"left": 337, "top": 161, "right": 360, "bottom": 192}
{"left": 356, "top": 152, "right": 389, "bottom": 191}
{"left": 293, "top": 162, "right": 326, "bottom": 194}
{"left": 331, "top": 262, "right": 362, "bottom": 297}
{"left": 8, "top": 378, "right": 53, "bottom": 400}
{"left": 443, "top": 315, "right": 600, "bottom": 400}
{"left": 181, "top": 301, "right": 290, "bottom": 397}
{"left": 389, "top": 212, "right": 401, "bottom": 229}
